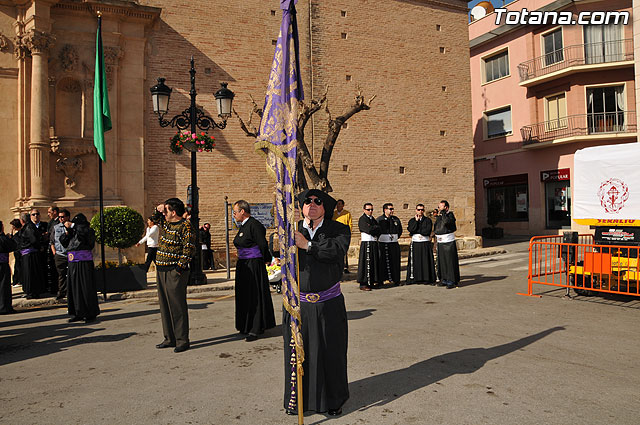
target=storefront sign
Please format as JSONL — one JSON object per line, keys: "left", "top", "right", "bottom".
{"left": 541, "top": 168, "right": 570, "bottom": 182}
{"left": 483, "top": 173, "right": 528, "bottom": 188}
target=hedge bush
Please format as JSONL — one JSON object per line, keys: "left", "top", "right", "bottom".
{"left": 90, "top": 206, "right": 145, "bottom": 250}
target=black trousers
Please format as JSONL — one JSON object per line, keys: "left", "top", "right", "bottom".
{"left": 202, "top": 248, "right": 213, "bottom": 270}
{"left": 157, "top": 268, "right": 190, "bottom": 347}
{"left": 144, "top": 247, "right": 157, "bottom": 272}
{"left": 54, "top": 254, "right": 68, "bottom": 298}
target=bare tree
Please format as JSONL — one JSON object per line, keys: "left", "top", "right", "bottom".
{"left": 234, "top": 87, "right": 375, "bottom": 193}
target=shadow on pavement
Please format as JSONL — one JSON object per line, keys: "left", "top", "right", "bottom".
{"left": 311, "top": 326, "right": 565, "bottom": 423}
{"left": 0, "top": 308, "right": 158, "bottom": 366}
{"left": 459, "top": 274, "right": 507, "bottom": 288}
{"left": 347, "top": 309, "right": 376, "bottom": 321}
{"left": 537, "top": 287, "right": 640, "bottom": 309}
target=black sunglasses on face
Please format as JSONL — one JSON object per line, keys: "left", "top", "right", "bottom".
{"left": 416, "top": 209, "right": 424, "bottom": 211}
{"left": 304, "top": 198, "right": 323, "bottom": 206}
{"left": 364, "top": 208, "right": 373, "bottom": 211}
{"left": 31, "top": 213, "right": 40, "bottom": 216}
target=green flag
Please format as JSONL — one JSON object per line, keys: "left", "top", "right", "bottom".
{"left": 93, "top": 16, "right": 112, "bottom": 162}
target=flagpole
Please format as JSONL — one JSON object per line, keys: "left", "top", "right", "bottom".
{"left": 295, "top": 221, "right": 304, "bottom": 425}
{"left": 99, "top": 156, "right": 107, "bottom": 300}
{"left": 96, "top": 11, "right": 107, "bottom": 301}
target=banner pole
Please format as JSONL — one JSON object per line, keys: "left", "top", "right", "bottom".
{"left": 295, "top": 220, "right": 303, "bottom": 425}
{"left": 99, "top": 157, "right": 107, "bottom": 301}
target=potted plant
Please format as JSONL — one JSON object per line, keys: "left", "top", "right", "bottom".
{"left": 482, "top": 200, "right": 504, "bottom": 239}
{"left": 170, "top": 131, "right": 215, "bottom": 154}
{"left": 91, "top": 206, "right": 147, "bottom": 291}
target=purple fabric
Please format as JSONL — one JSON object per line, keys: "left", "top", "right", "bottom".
{"left": 237, "top": 245, "right": 262, "bottom": 260}
{"left": 0, "top": 253, "right": 8, "bottom": 263}
{"left": 67, "top": 250, "right": 93, "bottom": 262}
{"left": 20, "top": 248, "right": 37, "bottom": 256}
{"left": 300, "top": 282, "right": 342, "bottom": 303}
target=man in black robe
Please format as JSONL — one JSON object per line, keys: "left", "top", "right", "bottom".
{"left": 0, "top": 221, "right": 18, "bottom": 314}
{"left": 200, "top": 222, "right": 213, "bottom": 270}
{"left": 357, "top": 202, "right": 381, "bottom": 291}
{"left": 434, "top": 200, "right": 460, "bottom": 289}
{"left": 284, "top": 189, "right": 350, "bottom": 416}
{"left": 377, "top": 203, "right": 402, "bottom": 285}
{"left": 232, "top": 200, "right": 276, "bottom": 341}
{"left": 30, "top": 208, "right": 52, "bottom": 294}
{"left": 15, "top": 213, "right": 45, "bottom": 299}
{"left": 61, "top": 213, "right": 100, "bottom": 323}
{"left": 406, "top": 204, "right": 436, "bottom": 285}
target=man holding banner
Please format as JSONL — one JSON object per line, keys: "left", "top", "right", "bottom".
{"left": 283, "top": 189, "right": 351, "bottom": 416}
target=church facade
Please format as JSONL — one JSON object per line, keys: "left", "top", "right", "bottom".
{"left": 0, "top": 0, "right": 474, "bottom": 254}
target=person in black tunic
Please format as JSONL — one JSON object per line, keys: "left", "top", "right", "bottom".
{"left": 434, "top": 200, "right": 460, "bottom": 289}
{"left": 284, "top": 189, "right": 351, "bottom": 417}
{"left": 0, "top": 221, "right": 18, "bottom": 314}
{"left": 357, "top": 203, "right": 381, "bottom": 290}
{"left": 60, "top": 213, "right": 100, "bottom": 323}
{"left": 15, "top": 213, "right": 45, "bottom": 299}
{"left": 377, "top": 203, "right": 403, "bottom": 285}
{"left": 233, "top": 200, "right": 276, "bottom": 341}
{"left": 9, "top": 219, "right": 23, "bottom": 288}
{"left": 406, "top": 204, "right": 436, "bottom": 285}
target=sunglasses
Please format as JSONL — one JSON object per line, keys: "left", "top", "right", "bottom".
{"left": 387, "top": 208, "right": 394, "bottom": 211}
{"left": 364, "top": 208, "right": 373, "bottom": 211}
{"left": 416, "top": 208, "right": 424, "bottom": 211}
{"left": 303, "top": 198, "right": 323, "bottom": 206}
{"left": 58, "top": 216, "right": 67, "bottom": 219}
{"left": 31, "top": 212, "right": 40, "bottom": 216}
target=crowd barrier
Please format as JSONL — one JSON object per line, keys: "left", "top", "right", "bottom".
{"left": 519, "top": 234, "right": 640, "bottom": 298}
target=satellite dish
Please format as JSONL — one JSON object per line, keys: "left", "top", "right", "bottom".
{"left": 470, "top": 5, "right": 487, "bottom": 21}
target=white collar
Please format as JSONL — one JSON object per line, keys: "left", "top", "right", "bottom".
{"left": 240, "top": 217, "right": 250, "bottom": 226}
{"left": 303, "top": 217, "right": 324, "bottom": 240}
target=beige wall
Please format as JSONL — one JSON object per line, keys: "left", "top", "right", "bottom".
{"left": 0, "top": 0, "right": 474, "bottom": 255}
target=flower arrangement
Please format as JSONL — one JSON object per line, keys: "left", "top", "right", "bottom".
{"left": 170, "top": 131, "right": 215, "bottom": 154}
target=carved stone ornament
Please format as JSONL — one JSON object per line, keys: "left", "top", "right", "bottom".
{"left": 23, "top": 29, "right": 55, "bottom": 54}
{"left": 50, "top": 136, "right": 96, "bottom": 157}
{"left": 0, "top": 32, "right": 10, "bottom": 53}
{"left": 57, "top": 77, "right": 82, "bottom": 93}
{"left": 59, "top": 44, "right": 79, "bottom": 72}
{"left": 13, "top": 35, "right": 29, "bottom": 59}
{"left": 56, "top": 157, "right": 83, "bottom": 188}
{"left": 103, "top": 46, "right": 123, "bottom": 86}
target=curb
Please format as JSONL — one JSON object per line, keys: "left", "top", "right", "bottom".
{"left": 11, "top": 247, "right": 508, "bottom": 309}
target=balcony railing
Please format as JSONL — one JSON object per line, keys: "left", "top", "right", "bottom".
{"left": 518, "top": 39, "right": 633, "bottom": 83}
{"left": 520, "top": 111, "right": 637, "bottom": 145}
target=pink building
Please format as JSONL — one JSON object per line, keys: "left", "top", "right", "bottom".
{"left": 470, "top": 0, "right": 636, "bottom": 237}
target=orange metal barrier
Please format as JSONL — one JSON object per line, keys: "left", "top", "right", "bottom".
{"left": 519, "top": 235, "right": 640, "bottom": 298}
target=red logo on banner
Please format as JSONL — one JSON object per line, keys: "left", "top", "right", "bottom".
{"left": 597, "top": 178, "right": 629, "bottom": 214}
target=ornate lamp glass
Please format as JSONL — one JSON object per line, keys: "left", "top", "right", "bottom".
{"left": 214, "top": 82, "right": 235, "bottom": 118}
{"left": 150, "top": 77, "right": 172, "bottom": 117}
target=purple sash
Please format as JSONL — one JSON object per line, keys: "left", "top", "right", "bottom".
{"left": 0, "top": 253, "right": 8, "bottom": 263}
{"left": 20, "top": 248, "right": 37, "bottom": 256}
{"left": 300, "top": 282, "right": 342, "bottom": 303}
{"left": 68, "top": 250, "right": 93, "bottom": 262}
{"left": 237, "top": 245, "right": 262, "bottom": 259}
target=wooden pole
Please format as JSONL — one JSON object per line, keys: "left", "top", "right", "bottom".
{"left": 295, "top": 221, "right": 304, "bottom": 425}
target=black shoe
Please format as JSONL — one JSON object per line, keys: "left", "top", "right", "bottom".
{"left": 328, "top": 408, "right": 342, "bottom": 416}
{"left": 156, "top": 341, "right": 176, "bottom": 349}
{"left": 174, "top": 344, "right": 190, "bottom": 353}
{"left": 446, "top": 283, "right": 457, "bottom": 289}
{"left": 84, "top": 317, "right": 97, "bottom": 323}
{"left": 285, "top": 409, "right": 296, "bottom": 416}
{"left": 245, "top": 334, "right": 258, "bottom": 342}
{"left": 68, "top": 316, "right": 82, "bottom": 323}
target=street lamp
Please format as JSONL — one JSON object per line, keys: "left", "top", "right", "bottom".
{"left": 150, "top": 56, "right": 234, "bottom": 285}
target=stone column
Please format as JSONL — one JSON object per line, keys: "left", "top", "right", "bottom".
{"left": 24, "top": 29, "right": 55, "bottom": 202}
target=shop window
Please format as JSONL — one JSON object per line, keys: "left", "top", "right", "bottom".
{"left": 545, "top": 181, "right": 571, "bottom": 228}
{"left": 484, "top": 174, "right": 528, "bottom": 222}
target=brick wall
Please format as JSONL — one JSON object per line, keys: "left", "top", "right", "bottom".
{"left": 140, "top": 0, "right": 474, "bottom": 249}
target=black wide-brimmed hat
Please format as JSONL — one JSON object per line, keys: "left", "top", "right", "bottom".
{"left": 297, "top": 189, "right": 337, "bottom": 220}
{"left": 72, "top": 213, "right": 89, "bottom": 225}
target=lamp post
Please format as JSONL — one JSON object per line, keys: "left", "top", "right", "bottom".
{"left": 150, "top": 56, "right": 234, "bottom": 284}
